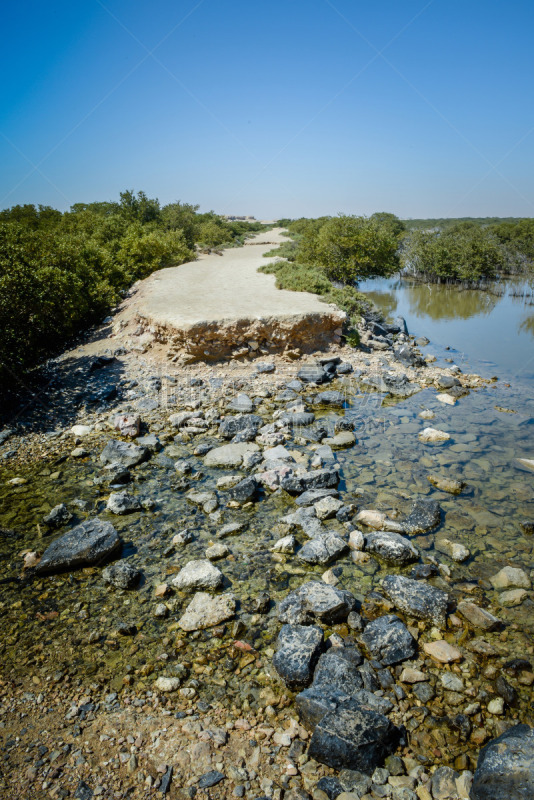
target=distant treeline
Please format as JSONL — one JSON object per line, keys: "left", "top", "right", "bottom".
{"left": 274, "top": 214, "right": 534, "bottom": 286}
{"left": 0, "top": 191, "right": 264, "bottom": 380}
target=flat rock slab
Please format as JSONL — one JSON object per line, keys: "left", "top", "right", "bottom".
{"left": 121, "top": 229, "right": 345, "bottom": 359}
{"left": 100, "top": 440, "right": 149, "bottom": 468}
{"left": 36, "top": 518, "right": 121, "bottom": 574}
{"left": 178, "top": 592, "right": 236, "bottom": 631}
{"left": 382, "top": 574, "right": 449, "bottom": 627}
{"left": 204, "top": 443, "right": 260, "bottom": 468}
{"left": 273, "top": 624, "right": 324, "bottom": 690}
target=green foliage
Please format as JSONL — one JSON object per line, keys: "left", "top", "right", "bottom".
{"left": 402, "top": 223, "right": 507, "bottom": 282}
{"left": 297, "top": 215, "right": 400, "bottom": 283}
{"left": 0, "top": 191, "right": 260, "bottom": 383}
{"left": 258, "top": 260, "right": 332, "bottom": 295}
{"left": 490, "top": 218, "right": 534, "bottom": 263}
{"left": 262, "top": 239, "right": 299, "bottom": 261}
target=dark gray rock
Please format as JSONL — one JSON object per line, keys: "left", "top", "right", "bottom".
{"left": 198, "top": 770, "right": 225, "bottom": 789}
{"left": 382, "top": 575, "right": 448, "bottom": 627}
{"left": 43, "top": 503, "right": 73, "bottom": 528}
{"left": 272, "top": 624, "right": 324, "bottom": 690}
{"left": 307, "top": 698, "right": 399, "bottom": 773}
{"left": 359, "top": 614, "right": 417, "bottom": 666}
{"left": 103, "top": 463, "right": 132, "bottom": 485}
{"left": 365, "top": 531, "right": 419, "bottom": 565}
{"left": 394, "top": 316, "right": 408, "bottom": 334}
{"left": 297, "top": 532, "right": 348, "bottom": 565}
{"left": 100, "top": 440, "right": 149, "bottom": 468}
{"left": 296, "top": 685, "right": 351, "bottom": 729}
{"left": 314, "top": 391, "right": 345, "bottom": 407}
{"left": 159, "top": 765, "right": 173, "bottom": 794}
{"left": 136, "top": 433, "right": 162, "bottom": 452}
{"left": 227, "top": 476, "right": 257, "bottom": 504}
{"left": 436, "top": 375, "right": 460, "bottom": 389}
{"left": 394, "top": 344, "right": 425, "bottom": 367}
{"left": 412, "top": 682, "right": 435, "bottom": 703}
{"left": 313, "top": 648, "right": 364, "bottom": 695}
{"left": 282, "top": 468, "right": 340, "bottom": 495}
{"left": 362, "top": 372, "right": 420, "bottom": 398}
{"left": 315, "top": 777, "right": 343, "bottom": 800}
{"left": 279, "top": 411, "right": 316, "bottom": 427}
{"left": 74, "top": 781, "right": 93, "bottom": 800}
{"left": 36, "top": 518, "right": 121, "bottom": 574}
{"left": 295, "top": 488, "right": 339, "bottom": 506}
{"left": 297, "top": 365, "right": 330, "bottom": 384}
{"left": 471, "top": 724, "right": 534, "bottom": 800}
{"left": 106, "top": 491, "right": 142, "bottom": 515}
{"left": 102, "top": 561, "right": 141, "bottom": 589}
{"left": 337, "top": 362, "right": 353, "bottom": 374}
{"left": 278, "top": 581, "right": 356, "bottom": 625}
{"left": 219, "top": 414, "right": 263, "bottom": 440}
{"left": 403, "top": 498, "right": 441, "bottom": 533}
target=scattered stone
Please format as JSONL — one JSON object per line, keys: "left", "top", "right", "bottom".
{"left": 271, "top": 534, "right": 297, "bottom": 554}
{"left": 471, "top": 724, "right": 534, "bottom": 800}
{"left": 217, "top": 521, "right": 246, "bottom": 538}
{"left": 282, "top": 468, "right": 340, "bottom": 495}
{"left": 198, "top": 771, "right": 225, "bottom": 789}
{"left": 155, "top": 677, "right": 181, "bottom": 692}
{"left": 314, "top": 391, "right": 345, "bottom": 407}
{"left": 228, "top": 393, "right": 253, "bottom": 412}
{"left": 490, "top": 566, "right": 531, "bottom": 590}
{"left": 272, "top": 624, "right": 324, "bottom": 689}
{"left": 114, "top": 413, "right": 140, "bottom": 437}
{"left": 106, "top": 491, "right": 142, "bottom": 515}
{"left": 315, "top": 496, "right": 344, "bottom": 520}
{"left": 298, "top": 532, "right": 348, "bottom": 565}
{"left": 278, "top": 581, "right": 356, "bottom": 625}
{"left": 178, "top": 592, "right": 236, "bottom": 631}
{"left": 43, "top": 503, "right": 73, "bottom": 528}
{"left": 382, "top": 574, "right": 449, "bottom": 627}
{"left": 355, "top": 509, "right": 404, "bottom": 532}
{"left": 102, "top": 562, "right": 141, "bottom": 589}
{"left": 205, "top": 542, "right": 229, "bottom": 560}
{"left": 435, "top": 537, "right": 470, "bottom": 562}
{"left": 364, "top": 531, "right": 419, "bottom": 565}
{"left": 219, "top": 414, "right": 263, "bottom": 439}
{"left": 204, "top": 443, "right": 260, "bottom": 468}
{"left": 295, "top": 488, "right": 339, "bottom": 507}
{"left": 172, "top": 559, "right": 223, "bottom": 592}
{"left": 423, "top": 640, "right": 462, "bottom": 663}
{"left": 280, "top": 411, "right": 316, "bottom": 427}
{"left": 36, "top": 518, "right": 121, "bottom": 574}
{"left": 330, "top": 431, "right": 356, "bottom": 449}
{"left": 297, "top": 365, "right": 329, "bottom": 384}
{"left": 431, "top": 766, "right": 459, "bottom": 800}
{"left": 227, "top": 476, "right": 257, "bottom": 504}
{"left": 419, "top": 428, "right": 451, "bottom": 443}
{"left": 403, "top": 498, "right": 441, "bottom": 533}
{"left": 360, "top": 614, "right": 417, "bottom": 666}
{"left": 498, "top": 588, "right": 528, "bottom": 607}
{"left": 457, "top": 601, "right": 501, "bottom": 631}
{"left": 100, "top": 439, "right": 149, "bottom": 467}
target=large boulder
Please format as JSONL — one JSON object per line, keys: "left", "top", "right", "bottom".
{"left": 172, "top": 559, "right": 223, "bottom": 592}
{"left": 307, "top": 699, "right": 400, "bottom": 773}
{"left": 278, "top": 581, "right": 356, "bottom": 625}
{"left": 364, "top": 531, "right": 419, "bottom": 565}
{"left": 272, "top": 624, "right": 324, "bottom": 690}
{"left": 471, "top": 724, "right": 534, "bottom": 800}
{"left": 359, "top": 614, "right": 417, "bottom": 666}
{"left": 178, "top": 592, "right": 236, "bottom": 631}
{"left": 100, "top": 440, "right": 149, "bottom": 468}
{"left": 219, "top": 414, "right": 263, "bottom": 440}
{"left": 36, "top": 518, "right": 121, "bottom": 574}
{"left": 281, "top": 468, "right": 340, "bottom": 495}
{"left": 382, "top": 574, "right": 449, "bottom": 627}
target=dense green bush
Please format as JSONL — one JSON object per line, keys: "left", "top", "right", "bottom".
{"left": 401, "top": 223, "right": 508, "bottom": 282}
{"left": 0, "top": 191, "right": 261, "bottom": 382}
{"left": 490, "top": 218, "right": 534, "bottom": 263}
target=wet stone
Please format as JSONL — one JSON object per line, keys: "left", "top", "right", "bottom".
{"left": 314, "top": 391, "right": 345, "bottom": 407}
{"left": 100, "top": 439, "right": 149, "bottom": 468}
{"left": 106, "top": 492, "right": 142, "bottom": 515}
{"left": 364, "top": 531, "right": 419, "bottom": 565}
{"left": 457, "top": 601, "right": 501, "bottom": 631}
{"left": 282, "top": 468, "right": 340, "bottom": 495}
{"left": 178, "top": 592, "right": 236, "bottom": 631}
{"left": 298, "top": 532, "right": 348, "bottom": 566}
{"left": 278, "top": 581, "right": 356, "bottom": 625}
{"left": 102, "top": 561, "right": 141, "bottom": 589}
{"left": 359, "top": 614, "right": 417, "bottom": 666}
{"left": 36, "top": 518, "right": 121, "bottom": 574}
{"left": 280, "top": 411, "right": 316, "bottom": 427}
{"left": 43, "top": 503, "right": 72, "bottom": 528}
{"left": 172, "top": 559, "right": 223, "bottom": 592}
{"left": 219, "top": 414, "right": 263, "bottom": 439}
{"left": 272, "top": 624, "right": 324, "bottom": 690}
{"left": 403, "top": 498, "right": 441, "bottom": 534}
{"left": 382, "top": 574, "right": 449, "bottom": 627}
{"left": 471, "top": 724, "right": 534, "bottom": 800}
{"left": 313, "top": 648, "right": 364, "bottom": 694}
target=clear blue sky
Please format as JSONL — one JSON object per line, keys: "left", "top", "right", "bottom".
{"left": 1, "top": 0, "right": 533, "bottom": 219}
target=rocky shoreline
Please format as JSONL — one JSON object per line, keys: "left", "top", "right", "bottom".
{"left": 0, "top": 311, "right": 533, "bottom": 800}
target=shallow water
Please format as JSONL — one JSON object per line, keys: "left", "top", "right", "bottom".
{"left": 359, "top": 275, "right": 534, "bottom": 383}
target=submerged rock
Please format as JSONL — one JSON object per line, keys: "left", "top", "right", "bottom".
{"left": 273, "top": 624, "right": 324, "bottom": 690}
{"left": 43, "top": 503, "right": 73, "bottom": 528}
{"left": 419, "top": 427, "right": 451, "bottom": 443}
{"left": 172, "top": 559, "right": 223, "bottom": 592}
{"left": 281, "top": 468, "right": 340, "bottom": 495}
{"left": 490, "top": 566, "right": 531, "bottom": 590}
{"left": 102, "top": 561, "right": 142, "bottom": 589}
{"left": 307, "top": 698, "right": 400, "bottom": 773}
{"left": 359, "top": 614, "right": 417, "bottom": 666}
{"left": 403, "top": 498, "right": 441, "bottom": 533}
{"left": 106, "top": 491, "right": 142, "bottom": 515}
{"left": 457, "top": 601, "right": 501, "bottom": 631}
{"left": 278, "top": 581, "right": 356, "bottom": 625}
{"left": 471, "top": 724, "right": 534, "bottom": 800}
{"left": 178, "top": 592, "right": 236, "bottom": 631}
{"left": 314, "top": 390, "right": 345, "bottom": 407}
{"left": 297, "top": 532, "right": 348, "bottom": 565}
{"left": 100, "top": 439, "right": 149, "bottom": 467}
{"left": 382, "top": 574, "right": 449, "bottom": 627}
{"left": 355, "top": 509, "right": 404, "bottom": 533}
{"left": 36, "top": 518, "right": 121, "bottom": 574}
{"left": 364, "top": 531, "right": 419, "bottom": 565}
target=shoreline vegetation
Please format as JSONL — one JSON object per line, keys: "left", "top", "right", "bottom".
{"left": 0, "top": 191, "right": 266, "bottom": 384}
